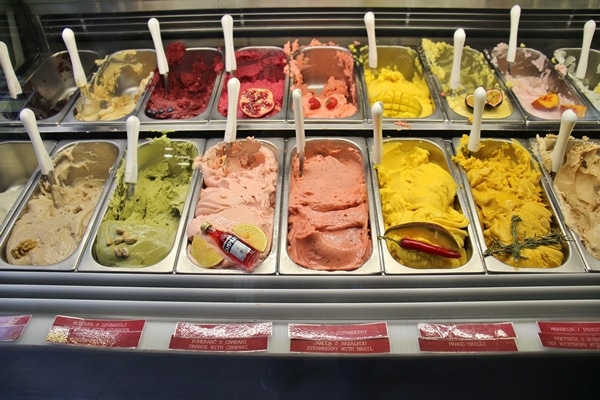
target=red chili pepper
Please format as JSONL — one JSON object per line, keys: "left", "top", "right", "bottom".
{"left": 400, "top": 238, "right": 461, "bottom": 258}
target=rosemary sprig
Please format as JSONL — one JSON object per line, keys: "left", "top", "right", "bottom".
{"left": 484, "top": 215, "right": 567, "bottom": 261}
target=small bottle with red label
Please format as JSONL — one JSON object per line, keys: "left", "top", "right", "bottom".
{"left": 200, "top": 222, "right": 260, "bottom": 270}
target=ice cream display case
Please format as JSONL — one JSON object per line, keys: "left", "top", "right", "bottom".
{"left": 1, "top": 1, "right": 600, "bottom": 396}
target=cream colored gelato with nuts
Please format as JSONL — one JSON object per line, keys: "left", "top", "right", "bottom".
{"left": 535, "top": 134, "right": 600, "bottom": 260}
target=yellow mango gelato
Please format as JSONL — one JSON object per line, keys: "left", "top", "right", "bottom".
{"left": 375, "top": 141, "right": 469, "bottom": 268}
{"left": 453, "top": 135, "right": 565, "bottom": 268}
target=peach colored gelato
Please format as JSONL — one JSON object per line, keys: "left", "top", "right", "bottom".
{"left": 287, "top": 139, "right": 371, "bottom": 271}
{"left": 187, "top": 138, "right": 278, "bottom": 269}
{"left": 285, "top": 39, "right": 358, "bottom": 118}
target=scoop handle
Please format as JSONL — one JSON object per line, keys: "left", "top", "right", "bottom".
{"left": 551, "top": 109, "right": 577, "bottom": 174}
{"left": 576, "top": 19, "right": 596, "bottom": 80}
{"left": 292, "top": 89, "right": 305, "bottom": 156}
{"left": 224, "top": 77, "right": 240, "bottom": 143}
{"left": 0, "top": 41, "right": 22, "bottom": 99}
{"left": 364, "top": 12, "right": 377, "bottom": 69}
{"left": 507, "top": 5, "right": 521, "bottom": 64}
{"left": 61, "top": 28, "right": 87, "bottom": 88}
{"left": 450, "top": 28, "right": 466, "bottom": 91}
{"left": 125, "top": 116, "right": 140, "bottom": 185}
{"left": 467, "top": 87, "right": 486, "bottom": 153}
{"left": 148, "top": 18, "right": 169, "bottom": 76}
{"left": 221, "top": 14, "right": 236, "bottom": 73}
{"left": 371, "top": 102, "right": 384, "bottom": 165}
{"left": 20, "top": 108, "right": 53, "bottom": 176}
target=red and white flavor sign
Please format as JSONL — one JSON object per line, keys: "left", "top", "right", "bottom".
{"left": 288, "top": 322, "right": 390, "bottom": 354}
{"left": 0, "top": 315, "right": 31, "bottom": 342}
{"left": 46, "top": 315, "right": 145, "bottom": 348}
{"left": 418, "top": 322, "right": 518, "bottom": 353}
{"left": 169, "top": 322, "right": 272, "bottom": 352}
{"left": 537, "top": 321, "right": 600, "bottom": 350}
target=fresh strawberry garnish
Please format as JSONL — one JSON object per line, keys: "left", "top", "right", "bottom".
{"left": 325, "top": 97, "right": 338, "bottom": 110}
{"left": 308, "top": 97, "right": 321, "bottom": 110}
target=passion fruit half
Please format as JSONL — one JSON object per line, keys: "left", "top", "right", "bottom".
{"left": 465, "top": 93, "right": 476, "bottom": 109}
{"left": 465, "top": 89, "right": 503, "bottom": 109}
{"left": 485, "top": 88, "right": 503, "bottom": 108}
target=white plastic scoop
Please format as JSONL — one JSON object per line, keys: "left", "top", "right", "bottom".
{"left": 61, "top": 28, "right": 87, "bottom": 89}
{"left": 20, "top": 108, "right": 58, "bottom": 206}
{"left": 371, "top": 101, "right": 383, "bottom": 165}
{"left": 62, "top": 28, "right": 106, "bottom": 116}
{"left": 364, "top": 12, "right": 377, "bottom": 69}
{"left": 0, "top": 41, "right": 22, "bottom": 99}
{"left": 450, "top": 28, "right": 466, "bottom": 94}
{"left": 292, "top": 88, "right": 306, "bottom": 176}
{"left": 221, "top": 14, "right": 237, "bottom": 73}
{"left": 148, "top": 18, "right": 170, "bottom": 98}
{"left": 576, "top": 19, "right": 596, "bottom": 81}
{"left": 507, "top": 5, "right": 521, "bottom": 73}
{"left": 467, "top": 87, "right": 487, "bottom": 155}
{"left": 223, "top": 77, "right": 240, "bottom": 165}
{"left": 550, "top": 109, "right": 578, "bottom": 178}
{"left": 125, "top": 115, "right": 140, "bottom": 200}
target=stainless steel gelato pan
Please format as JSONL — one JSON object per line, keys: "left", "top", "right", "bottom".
{"left": 79, "top": 137, "right": 203, "bottom": 273}
{"left": 357, "top": 45, "right": 445, "bottom": 122}
{"left": 452, "top": 136, "right": 585, "bottom": 273}
{"left": 176, "top": 137, "right": 284, "bottom": 275}
{"left": 553, "top": 47, "right": 600, "bottom": 115}
{"left": 0, "top": 50, "right": 101, "bottom": 124}
{"left": 488, "top": 44, "right": 596, "bottom": 124}
{"left": 530, "top": 135, "right": 600, "bottom": 272}
{"left": 210, "top": 46, "right": 289, "bottom": 123}
{"left": 62, "top": 49, "right": 157, "bottom": 124}
{"left": 420, "top": 39, "right": 523, "bottom": 124}
{"left": 369, "top": 137, "right": 484, "bottom": 274}
{"left": 279, "top": 137, "right": 381, "bottom": 275}
{"left": 0, "top": 140, "right": 56, "bottom": 236}
{"left": 0, "top": 139, "right": 123, "bottom": 271}
{"left": 138, "top": 47, "right": 224, "bottom": 123}
{"left": 286, "top": 45, "right": 364, "bottom": 122}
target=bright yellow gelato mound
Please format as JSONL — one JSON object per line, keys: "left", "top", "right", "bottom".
{"left": 452, "top": 135, "right": 565, "bottom": 268}
{"left": 375, "top": 142, "right": 470, "bottom": 268}
{"left": 364, "top": 67, "right": 433, "bottom": 118}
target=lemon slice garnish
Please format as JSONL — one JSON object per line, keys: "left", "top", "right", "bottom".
{"left": 190, "top": 235, "right": 223, "bottom": 268}
{"left": 231, "top": 224, "right": 268, "bottom": 253}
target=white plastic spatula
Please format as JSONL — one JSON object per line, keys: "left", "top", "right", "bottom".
{"left": 221, "top": 14, "right": 236, "bottom": 73}
{"left": 364, "top": 12, "right": 377, "bottom": 69}
{"left": 0, "top": 41, "right": 22, "bottom": 99}
{"left": 450, "top": 28, "right": 466, "bottom": 94}
{"left": 576, "top": 19, "right": 596, "bottom": 81}
{"left": 62, "top": 28, "right": 104, "bottom": 116}
{"left": 550, "top": 109, "right": 578, "bottom": 178}
{"left": 20, "top": 108, "right": 58, "bottom": 205}
{"left": 292, "top": 88, "right": 306, "bottom": 176}
{"left": 61, "top": 28, "right": 87, "bottom": 89}
{"left": 125, "top": 116, "right": 140, "bottom": 200}
{"left": 371, "top": 101, "right": 383, "bottom": 165}
{"left": 148, "top": 18, "right": 170, "bottom": 98}
{"left": 507, "top": 5, "right": 521, "bottom": 72}
{"left": 467, "top": 87, "right": 487, "bottom": 154}
{"left": 225, "top": 77, "right": 240, "bottom": 144}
